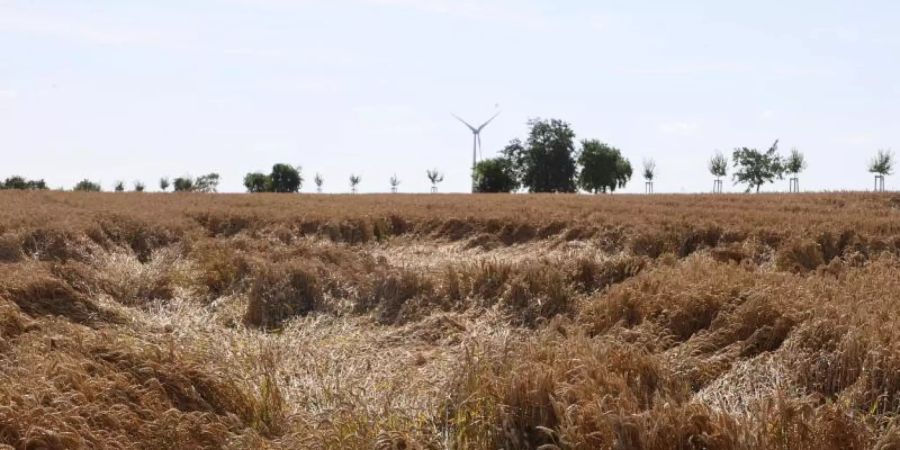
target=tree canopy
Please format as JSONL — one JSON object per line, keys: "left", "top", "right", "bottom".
{"left": 426, "top": 169, "right": 444, "bottom": 186}
{"left": 244, "top": 164, "right": 302, "bottom": 193}
{"left": 473, "top": 157, "right": 519, "bottom": 193}
{"left": 709, "top": 152, "right": 728, "bottom": 179}
{"left": 0, "top": 176, "right": 46, "bottom": 190}
{"left": 314, "top": 173, "right": 324, "bottom": 191}
{"left": 869, "top": 149, "right": 895, "bottom": 176}
{"left": 503, "top": 119, "right": 578, "bottom": 193}
{"left": 642, "top": 159, "right": 656, "bottom": 182}
{"left": 173, "top": 177, "right": 194, "bottom": 192}
{"left": 732, "top": 140, "right": 784, "bottom": 193}
{"left": 243, "top": 172, "right": 272, "bottom": 193}
{"left": 194, "top": 173, "right": 220, "bottom": 193}
{"left": 270, "top": 164, "right": 302, "bottom": 193}
{"left": 577, "top": 140, "right": 632, "bottom": 193}
{"left": 785, "top": 148, "right": 807, "bottom": 176}
{"left": 73, "top": 179, "right": 102, "bottom": 192}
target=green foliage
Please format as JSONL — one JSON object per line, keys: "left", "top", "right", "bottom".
{"left": 389, "top": 174, "right": 400, "bottom": 192}
{"left": 244, "top": 164, "right": 301, "bottom": 193}
{"left": 1, "top": 176, "right": 46, "bottom": 190}
{"left": 709, "top": 152, "right": 728, "bottom": 179}
{"left": 173, "top": 177, "right": 194, "bottom": 192}
{"left": 244, "top": 172, "right": 272, "bottom": 193}
{"left": 349, "top": 174, "right": 361, "bottom": 193}
{"left": 785, "top": 148, "right": 807, "bottom": 175}
{"left": 869, "top": 149, "right": 895, "bottom": 176}
{"left": 577, "top": 140, "right": 633, "bottom": 193}
{"left": 114, "top": 181, "right": 125, "bottom": 192}
{"left": 503, "top": 119, "right": 578, "bottom": 193}
{"left": 270, "top": 164, "right": 302, "bottom": 193}
{"left": 426, "top": 169, "right": 444, "bottom": 188}
{"left": 133, "top": 181, "right": 145, "bottom": 192}
{"left": 159, "top": 177, "right": 170, "bottom": 192}
{"left": 473, "top": 157, "right": 519, "bottom": 193}
{"left": 195, "top": 173, "right": 220, "bottom": 193}
{"left": 73, "top": 179, "right": 102, "bottom": 192}
{"left": 732, "top": 140, "right": 784, "bottom": 193}
{"left": 314, "top": 173, "right": 324, "bottom": 192}
{"left": 643, "top": 159, "right": 656, "bottom": 181}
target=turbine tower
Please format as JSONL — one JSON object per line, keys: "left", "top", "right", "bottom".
{"left": 453, "top": 111, "right": 500, "bottom": 192}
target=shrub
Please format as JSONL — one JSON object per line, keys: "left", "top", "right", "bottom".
{"left": 73, "top": 179, "right": 102, "bottom": 192}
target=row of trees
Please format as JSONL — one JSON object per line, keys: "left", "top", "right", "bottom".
{"left": 242, "top": 166, "right": 444, "bottom": 194}
{"left": 705, "top": 142, "right": 894, "bottom": 193}
{"left": 67, "top": 174, "right": 221, "bottom": 193}
{"left": 1, "top": 127, "right": 894, "bottom": 193}
{"left": 0, "top": 176, "right": 47, "bottom": 190}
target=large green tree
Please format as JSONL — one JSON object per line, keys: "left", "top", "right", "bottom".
{"left": 194, "top": 173, "right": 220, "bottom": 193}
{"left": 243, "top": 172, "right": 272, "bottom": 193}
{"left": 732, "top": 140, "right": 784, "bottom": 193}
{"left": 244, "top": 164, "right": 302, "bottom": 193}
{"left": 473, "top": 157, "right": 519, "bottom": 193}
{"left": 577, "top": 140, "right": 632, "bottom": 193}
{"left": 503, "top": 119, "right": 578, "bottom": 193}
{"left": 270, "top": 164, "right": 302, "bottom": 193}
{"left": 173, "top": 177, "right": 194, "bottom": 192}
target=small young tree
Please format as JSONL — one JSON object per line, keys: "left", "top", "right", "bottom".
{"left": 473, "top": 157, "right": 519, "bottom": 193}
{"left": 74, "top": 179, "right": 102, "bottom": 192}
{"left": 869, "top": 149, "right": 895, "bottom": 192}
{"left": 314, "top": 173, "right": 324, "bottom": 193}
{"left": 114, "top": 181, "right": 125, "bottom": 192}
{"left": 426, "top": 169, "right": 444, "bottom": 193}
{"left": 349, "top": 174, "right": 361, "bottom": 194}
{"left": 389, "top": 174, "right": 400, "bottom": 193}
{"left": 785, "top": 148, "right": 807, "bottom": 193}
{"left": 642, "top": 159, "right": 656, "bottom": 194}
{"left": 133, "top": 181, "right": 145, "bottom": 192}
{"left": 159, "top": 177, "right": 170, "bottom": 192}
{"left": 732, "top": 140, "right": 784, "bottom": 193}
{"left": 709, "top": 151, "right": 728, "bottom": 193}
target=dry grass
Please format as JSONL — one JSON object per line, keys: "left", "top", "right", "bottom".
{"left": 0, "top": 191, "right": 898, "bottom": 449}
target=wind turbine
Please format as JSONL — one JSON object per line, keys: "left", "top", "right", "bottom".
{"left": 452, "top": 110, "right": 500, "bottom": 192}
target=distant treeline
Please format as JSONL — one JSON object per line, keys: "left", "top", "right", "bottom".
{"left": 2, "top": 118, "right": 895, "bottom": 194}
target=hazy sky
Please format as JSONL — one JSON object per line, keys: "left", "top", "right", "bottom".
{"left": 2, "top": 0, "right": 899, "bottom": 193}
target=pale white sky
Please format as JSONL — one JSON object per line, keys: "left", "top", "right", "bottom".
{"left": 2, "top": 0, "right": 899, "bottom": 192}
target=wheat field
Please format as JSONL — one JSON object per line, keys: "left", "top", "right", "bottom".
{"left": 1, "top": 191, "right": 899, "bottom": 449}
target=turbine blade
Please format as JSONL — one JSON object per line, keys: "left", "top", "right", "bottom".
{"left": 452, "top": 113, "right": 478, "bottom": 132}
{"left": 476, "top": 111, "right": 501, "bottom": 132}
